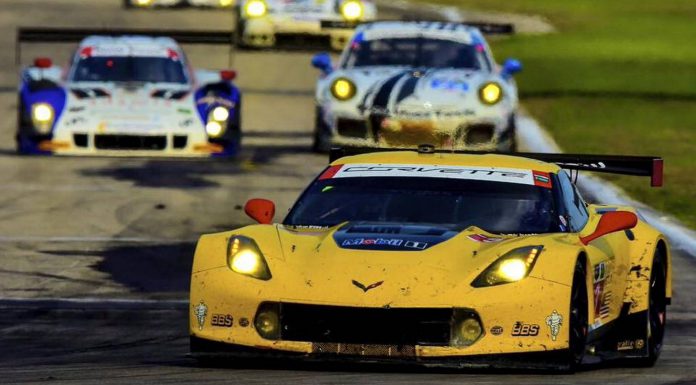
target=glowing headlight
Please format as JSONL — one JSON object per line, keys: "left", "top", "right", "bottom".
{"left": 471, "top": 246, "right": 543, "bottom": 287}
{"left": 205, "top": 121, "right": 224, "bottom": 137}
{"left": 340, "top": 0, "right": 364, "bottom": 21}
{"left": 134, "top": 0, "right": 153, "bottom": 6}
{"left": 244, "top": 0, "right": 267, "bottom": 17}
{"left": 478, "top": 82, "right": 503, "bottom": 105}
{"left": 227, "top": 236, "right": 272, "bottom": 280}
{"left": 219, "top": 0, "right": 234, "bottom": 6}
{"left": 211, "top": 106, "right": 229, "bottom": 122}
{"left": 331, "top": 77, "right": 356, "bottom": 101}
{"left": 31, "top": 103, "right": 54, "bottom": 134}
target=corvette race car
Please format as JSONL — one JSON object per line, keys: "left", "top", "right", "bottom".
{"left": 235, "top": 0, "right": 376, "bottom": 50}
{"left": 125, "top": 0, "right": 235, "bottom": 8}
{"left": 17, "top": 28, "right": 241, "bottom": 157}
{"left": 311, "top": 21, "right": 522, "bottom": 152}
{"left": 189, "top": 145, "right": 670, "bottom": 370}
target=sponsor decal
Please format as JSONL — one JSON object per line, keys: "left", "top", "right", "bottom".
{"left": 404, "top": 240, "right": 428, "bottom": 250}
{"left": 593, "top": 262, "right": 612, "bottom": 319}
{"left": 617, "top": 340, "right": 635, "bottom": 351}
{"left": 467, "top": 234, "right": 504, "bottom": 243}
{"left": 545, "top": 310, "right": 563, "bottom": 341}
{"left": 239, "top": 317, "right": 250, "bottom": 327}
{"left": 342, "top": 238, "right": 404, "bottom": 247}
{"left": 352, "top": 279, "right": 384, "bottom": 293}
{"left": 193, "top": 301, "right": 208, "bottom": 331}
{"left": 430, "top": 78, "right": 469, "bottom": 92}
{"left": 323, "top": 164, "right": 539, "bottom": 186}
{"left": 511, "top": 322, "right": 539, "bottom": 337}
{"left": 635, "top": 339, "right": 645, "bottom": 349}
{"left": 211, "top": 314, "right": 233, "bottom": 327}
{"left": 490, "top": 326, "right": 503, "bottom": 335}
{"left": 532, "top": 170, "right": 553, "bottom": 189}
{"left": 196, "top": 96, "right": 235, "bottom": 108}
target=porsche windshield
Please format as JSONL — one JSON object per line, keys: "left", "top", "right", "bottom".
{"left": 71, "top": 57, "right": 188, "bottom": 84}
{"left": 342, "top": 38, "right": 487, "bottom": 70}
{"left": 285, "top": 176, "right": 560, "bottom": 234}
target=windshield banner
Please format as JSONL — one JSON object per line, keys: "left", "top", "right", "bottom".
{"left": 320, "top": 163, "right": 552, "bottom": 188}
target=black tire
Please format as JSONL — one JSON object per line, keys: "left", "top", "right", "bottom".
{"left": 312, "top": 106, "right": 331, "bottom": 153}
{"left": 567, "top": 258, "right": 589, "bottom": 371}
{"left": 634, "top": 249, "right": 667, "bottom": 367}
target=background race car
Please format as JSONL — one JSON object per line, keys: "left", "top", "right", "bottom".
{"left": 236, "top": 0, "right": 376, "bottom": 50}
{"left": 16, "top": 28, "right": 242, "bottom": 157}
{"left": 124, "top": 0, "right": 236, "bottom": 8}
{"left": 190, "top": 147, "right": 669, "bottom": 371}
{"left": 311, "top": 21, "right": 522, "bottom": 152}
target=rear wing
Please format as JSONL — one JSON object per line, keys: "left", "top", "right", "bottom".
{"left": 15, "top": 27, "right": 235, "bottom": 65}
{"left": 328, "top": 146, "right": 663, "bottom": 187}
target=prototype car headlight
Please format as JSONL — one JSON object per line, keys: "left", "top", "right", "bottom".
{"left": 244, "top": 0, "right": 267, "bottom": 17}
{"left": 331, "top": 77, "right": 357, "bottom": 101}
{"left": 340, "top": 0, "right": 364, "bottom": 21}
{"left": 134, "top": 0, "right": 153, "bottom": 6}
{"left": 227, "top": 236, "right": 272, "bottom": 280}
{"left": 478, "top": 82, "right": 503, "bottom": 105}
{"left": 31, "top": 103, "right": 55, "bottom": 134}
{"left": 206, "top": 106, "right": 229, "bottom": 138}
{"left": 471, "top": 246, "right": 543, "bottom": 287}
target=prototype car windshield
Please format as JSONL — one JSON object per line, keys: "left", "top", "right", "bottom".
{"left": 343, "top": 38, "right": 486, "bottom": 70}
{"left": 71, "top": 57, "right": 188, "bottom": 84}
{"left": 285, "top": 176, "right": 559, "bottom": 234}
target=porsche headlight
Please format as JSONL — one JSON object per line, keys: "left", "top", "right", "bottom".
{"left": 331, "top": 77, "right": 356, "bottom": 101}
{"left": 31, "top": 103, "right": 54, "bottom": 134}
{"left": 244, "top": 0, "right": 267, "bottom": 17}
{"left": 206, "top": 106, "right": 229, "bottom": 138}
{"left": 478, "top": 82, "right": 503, "bottom": 105}
{"left": 471, "top": 246, "right": 543, "bottom": 287}
{"left": 340, "top": 0, "right": 364, "bottom": 21}
{"left": 227, "top": 236, "right": 272, "bottom": 280}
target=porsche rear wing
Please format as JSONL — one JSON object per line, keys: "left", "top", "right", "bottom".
{"left": 15, "top": 27, "right": 235, "bottom": 65}
{"left": 328, "top": 146, "right": 664, "bottom": 187}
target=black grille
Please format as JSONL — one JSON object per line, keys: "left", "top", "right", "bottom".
{"left": 94, "top": 135, "right": 166, "bottom": 150}
{"left": 278, "top": 303, "right": 452, "bottom": 346}
{"left": 466, "top": 124, "right": 495, "bottom": 145}
{"left": 173, "top": 135, "right": 188, "bottom": 149}
{"left": 73, "top": 133, "right": 88, "bottom": 147}
{"left": 336, "top": 118, "right": 369, "bottom": 138}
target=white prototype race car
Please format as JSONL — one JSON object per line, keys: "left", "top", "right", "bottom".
{"left": 311, "top": 21, "right": 523, "bottom": 152}
{"left": 236, "top": 0, "right": 376, "bottom": 50}
{"left": 17, "top": 29, "right": 242, "bottom": 157}
{"left": 125, "top": 0, "right": 236, "bottom": 8}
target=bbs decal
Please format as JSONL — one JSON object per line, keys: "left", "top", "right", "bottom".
{"left": 511, "top": 321, "right": 539, "bottom": 336}
{"left": 211, "top": 314, "right": 233, "bottom": 327}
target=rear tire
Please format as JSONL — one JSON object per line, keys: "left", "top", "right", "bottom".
{"left": 567, "top": 258, "right": 588, "bottom": 371}
{"left": 633, "top": 249, "right": 667, "bottom": 367}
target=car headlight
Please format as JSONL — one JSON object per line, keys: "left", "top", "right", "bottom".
{"left": 134, "top": 0, "right": 153, "bottom": 6}
{"left": 331, "top": 77, "right": 357, "bottom": 101}
{"left": 471, "top": 246, "right": 543, "bottom": 287}
{"left": 219, "top": 0, "right": 234, "bottom": 6}
{"left": 478, "top": 82, "right": 503, "bottom": 105}
{"left": 340, "top": 0, "right": 364, "bottom": 21}
{"left": 227, "top": 236, "right": 272, "bottom": 280}
{"left": 31, "top": 103, "right": 54, "bottom": 134}
{"left": 244, "top": 0, "right": 267, "bottom": 17}
{"left": 206, "top": 106, "right": 229, "bottom": 138}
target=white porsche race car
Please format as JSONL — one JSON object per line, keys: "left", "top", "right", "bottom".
{"left": 311, "top": 21, "right": 523, "bottom": 152}
{"left": 125, "top": 0, "right": 235, "bottom": 8}
{"left": 17, "top": 31, "right": 242, "bottom": 157}
{"left": 236, "top": 0, "right": 376, "bottom": 50}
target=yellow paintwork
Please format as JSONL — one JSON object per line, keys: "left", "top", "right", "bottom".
{"left": 189, "top": 152, "right": 671, "bottom": 358}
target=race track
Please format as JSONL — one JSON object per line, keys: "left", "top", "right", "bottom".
{"left": 0, "top": 1, "right": 695, "bottom": 383}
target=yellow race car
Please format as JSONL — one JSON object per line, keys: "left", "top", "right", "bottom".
{"left": 189, "top": 145, "right": 670, "bottom": 371}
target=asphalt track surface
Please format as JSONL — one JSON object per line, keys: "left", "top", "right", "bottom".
{"left": 1, "top": 1, "right": 695, "bottom": 384}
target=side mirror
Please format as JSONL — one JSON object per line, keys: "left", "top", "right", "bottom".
{"left": 34, "top": 57, "right": 53, "bottom": 69}
{"left": 220, "top": 70, "right": 237, "bottom": 81}
{"left": 244, "top": 198, "right": 275, "bottom": 224}
{"left": 580, "top": 211, "right": 638, "bottom": 245}
{"left": 311, "top": 52, "right": 333, "bottom": 75}
{"left": 501, "top": 58, "right": 522, "bottom": 78}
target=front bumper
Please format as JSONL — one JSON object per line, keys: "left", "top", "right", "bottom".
{"left": 241, "top": 17, "right": 357, "bottom": 49}
{"left": 190, "top": 336, "right": 572, "bottom": 370}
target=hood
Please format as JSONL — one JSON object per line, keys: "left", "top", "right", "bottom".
{"left": 266, "top": 222, "right": 546, "bottom": 305}
{"left": 57, "top": 82, "right": 198, "bottom": 134}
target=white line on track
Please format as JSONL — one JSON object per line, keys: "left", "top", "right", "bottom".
{"left": 0, "top": 236, "right": 195, "bottom": 243}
